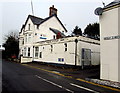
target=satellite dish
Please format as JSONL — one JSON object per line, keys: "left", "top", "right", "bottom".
{"left": 94, "top": 7, "right": 103, "bottom": 15}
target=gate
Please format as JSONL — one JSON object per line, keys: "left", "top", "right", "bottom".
{"left": 81, "top": 48, "right": 91, "bottom": 68}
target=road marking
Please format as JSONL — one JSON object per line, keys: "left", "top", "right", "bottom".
{"left": 70, "top": 83, "right": 99, "bottom": 93}
{"left": 22, "top": 64, "right": 120, "bottom": 92}
{"left": 51, "top": 71, "right": 60, "bottom": 74}
{"left": 35, "top": 75, "right": 74, "bottom": 93}
{"left": 22, "top": 64, "right": 65, "bottom": 76}
{"left": 77, "top": 78, "right": 120, "bottom": 92}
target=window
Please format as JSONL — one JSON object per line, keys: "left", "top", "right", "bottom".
{"left": 22, "top": 39, "right": 24, "bottom": 44}
{"left": 25, "top": 34, "right": 27, "bottom": 43}
{"left": 43, "top": 47, "right": 44, "bottom": 49}
{"left": 29, "top": 34, "right": 31, "bottom": 36}
{"left": 24, "top": 47, "right": 26, "bottom": 56}
{"left": 28, "top": 24, "right": 30, "bottom": 30}
{"left": 58, "top": 58, "right": 64, "bottom": 62}
{"left": 35, "top": 33, "right": 37, "bottom": 35}
{"left": 64, "top": 43, "right": 67, "bottom": 51}
{"left": 51, "top": 45, "right": 53, "bottom": 52}
{"left": 53, "top": 35, "right": 56, "bottom": 39}
{"left": 39, "top": 52, "right": 42, "bottom": 58}
{"left": 28, "top": 47, "right": 30, "bottom": 57}
{"left": 35, "top": 47, "right": 39, "bottom": 58}
{"left": 22, "top": 50, "right": 24, "bottom": 55}
{"left": 28, "top": 34, "right": 32, "bottom": 43}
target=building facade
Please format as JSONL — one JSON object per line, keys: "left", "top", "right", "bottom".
{"left": 99, "top": 0, "right": 120, "bottom": 82}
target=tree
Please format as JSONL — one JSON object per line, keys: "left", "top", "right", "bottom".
{"left": 84, "top": 23, "right": 100, "bottom": 40}
{"left": 3, "top": 31, "right": 19, "bottom": 59}
{"left": 72, "top": 26, "right": 82, "bottom": 36}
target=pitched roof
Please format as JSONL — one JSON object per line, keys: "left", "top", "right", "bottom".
{"left": 20, "top": 14, "right": 67, "bottom": 34}
{"left": 104, "top": 0, "right": 120, "bottom": 9}
{"left": 29, "top": 15, "right": 44, "bottom": 25}
{"left": 49, "top": 28, "right": 66, "bottom": 37}
{"left": 38, "top": 14, "right": 67, "bottom": 32}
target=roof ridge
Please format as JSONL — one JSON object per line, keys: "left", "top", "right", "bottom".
{"left": 28, "top": 15, "right": 43, "bottom": 20}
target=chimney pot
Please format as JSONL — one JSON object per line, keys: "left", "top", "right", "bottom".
{"left": 49, "top": 5, "right": 57, "bottom": 16}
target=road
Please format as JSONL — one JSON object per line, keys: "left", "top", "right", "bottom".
{"left": 2, "top": 60, "right": 120, "bottom": 93}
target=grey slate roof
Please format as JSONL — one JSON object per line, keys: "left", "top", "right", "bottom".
{"left": 104, "top": 0, "right": 120, "bottom": 9}
{"left": 29, "top": 15, "right": 44, "bottom": 25}
{"left": 20, "top": 14, "right": 67, "bottom": 34}
{"left": 49, "top": 28, "right": 66, "bottom": 37}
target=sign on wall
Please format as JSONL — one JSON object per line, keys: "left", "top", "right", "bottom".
{"left": 104, "top": 35, "right": 120, "bottom": 40}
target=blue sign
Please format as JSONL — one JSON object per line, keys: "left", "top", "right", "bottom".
{"left": 40, "top": 37, "right": 47, "bottom": 39}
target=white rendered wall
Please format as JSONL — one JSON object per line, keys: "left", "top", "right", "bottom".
{"left": 19, "top": 18, "right": 34, "bottom": 58}
{"left": 33, "top": 39, "right": 100, "bottom": 66}
{"left": 34, "top": 42, "right": 75, "bottom": 65}
{"left": 35, "top": 16, "right": 66, "bottom": 42}
{"left": 100, "top": 8, "right": 119, "bottom": 82}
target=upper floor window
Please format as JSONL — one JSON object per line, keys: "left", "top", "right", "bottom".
{"left": 28, "top": 24, "right": 30, "bottom": 30}
{"left": 53, "top": 35, "right": 56, "bottom": 39}
{"left": 22, "top": 39, "right": 24, "bottom": 44}
{"left": 28, "top": 34, "right": 32, "bottom": 43}
{"left": 25, "top": 34, "right": 27, "bottom": 43}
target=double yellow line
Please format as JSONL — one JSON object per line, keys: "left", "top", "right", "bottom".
{"left": 22, "top": 64, "right": 120, "bottom": 92}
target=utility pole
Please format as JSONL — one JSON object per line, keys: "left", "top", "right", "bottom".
{"left": 75, "top": 39, "right": 78, "bottom": 66}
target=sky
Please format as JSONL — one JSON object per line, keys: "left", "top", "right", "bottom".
{"left": 0, "top": 0, "right": 113, "bottom": 44}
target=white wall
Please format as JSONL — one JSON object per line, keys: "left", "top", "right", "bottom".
{"left": 33, "top": 42, "right": 75, "bottom": 65}
{"left": 100, "top": 7, "right": 119, "bottom": 82}
{"left": 34, "top": 16, "right": 66, "bottom": 42}
{"left": 33, "top": 37, "right": 100, "bottom": 66}
{"left": 19, "top": 18, "right": 34, "bottom": 58}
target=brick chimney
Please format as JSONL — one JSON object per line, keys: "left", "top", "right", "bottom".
{"left": 49, "top": 5, "right": 57, "bottom": 16}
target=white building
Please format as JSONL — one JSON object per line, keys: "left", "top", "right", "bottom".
{"left": 32, "top": 36, "right": 100, "bottom": 67}
{"left": 98, "top": 0, "right": 120, "bottom": 82}
{"left": 19, "top": 5, "right": 67, "bottom": 58}
{"left": 19, "top": 5, "right": 100, "bottom": 67}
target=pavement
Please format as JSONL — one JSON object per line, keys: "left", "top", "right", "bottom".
{"left": 25, "top": 62, "right": 100, "bottom": 80}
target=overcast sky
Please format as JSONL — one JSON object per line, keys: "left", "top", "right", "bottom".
{"left": 0, "top": 0, "right": 113, "bottom": 44}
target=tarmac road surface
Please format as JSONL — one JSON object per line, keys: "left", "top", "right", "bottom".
{"left": 2, "top": 60, "right": 120, "bottom": 93}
